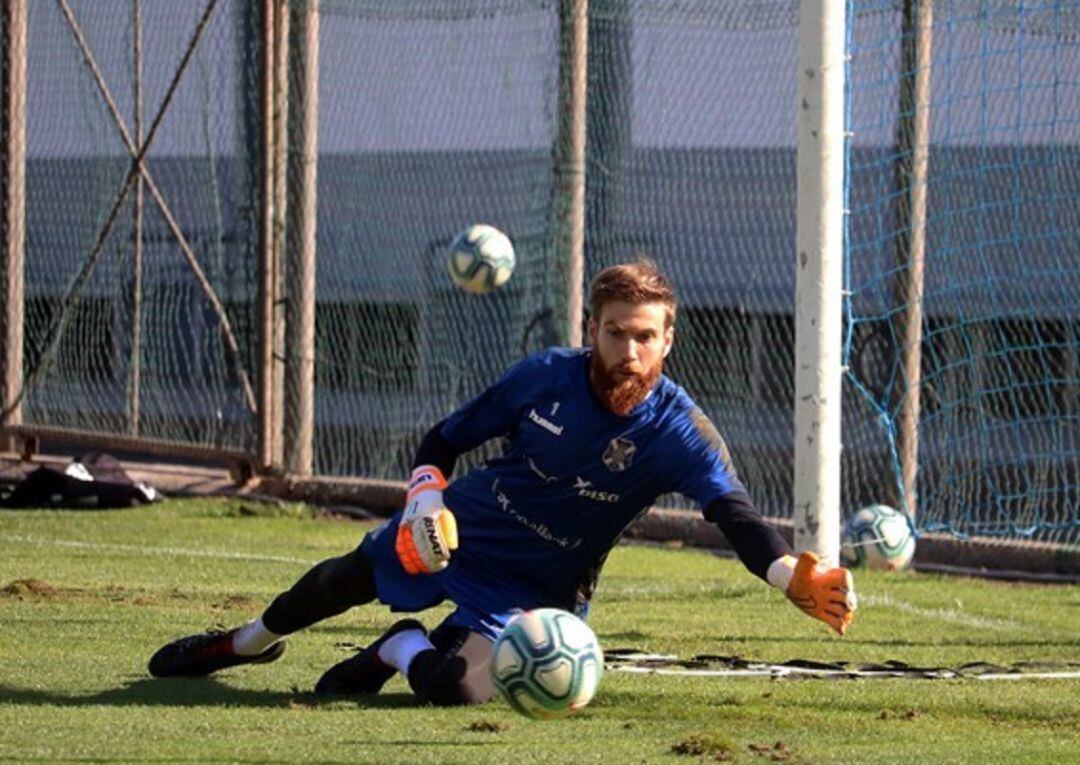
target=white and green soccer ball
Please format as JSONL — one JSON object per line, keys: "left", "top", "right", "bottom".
{"left": 840, "top": 503, "right": 916, "bottom": 571}
{"left": 447, "top": 223, "right": 516, "bottom": 294}
{"left": 491, "top": 608, "right": 603, "bottom": 720}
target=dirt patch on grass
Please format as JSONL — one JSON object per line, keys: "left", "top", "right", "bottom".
{"left": 0, "top": 578, "right": 142, "bottom": 603}
{"left": 672, "top": 733, "right": 738, "bottom": 761}
{"left": 130, "top": 590, "right": 194, "bottom": 607}
{"left": 0, "top": 578, "right": 152, "bottom": 604}
{"left": 0, "top": 579, "right": 192, "bottom": 607}
{"left": 212, "top": 594, "right": 260, "bottom": 611}
{"left": 749, "top": 741, "right": 808, "bottom": 763}
{"left": 1, "top": 578, "right": 62, "bottom": 598}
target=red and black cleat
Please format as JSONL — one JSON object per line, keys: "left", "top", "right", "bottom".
{"left": 148, "top": 627, "right": 285, "bottom": 678}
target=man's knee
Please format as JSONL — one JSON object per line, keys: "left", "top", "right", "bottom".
{"left": 316, "top": 547, "right": 376, "bottom": 605}
{"left": 262, "top": 545, "right": 375, "bottom": 634}
{"left": 408, "top": 630, "right": 495, "bottom": 706}
{"left": 412, "top": 655, "right": 479, "bottom": 706}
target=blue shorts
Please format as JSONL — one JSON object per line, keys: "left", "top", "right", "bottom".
{"left": 360, "top": 513, "right": 562, "bottom": 641}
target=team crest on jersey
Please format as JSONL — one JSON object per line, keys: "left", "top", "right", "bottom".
{"left": 602, "top": 437, "right": 636, "bottom": 472}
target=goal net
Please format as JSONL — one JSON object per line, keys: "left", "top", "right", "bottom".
{"left": 845, "top": 0, "right": 1080, "bottom": 544}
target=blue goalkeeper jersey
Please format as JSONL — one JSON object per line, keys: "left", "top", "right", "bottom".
{"left": 438, "top": 347, "right": 745, "bottom": 607}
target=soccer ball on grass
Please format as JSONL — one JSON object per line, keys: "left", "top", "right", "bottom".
{"left": 447, "top": 223, "right": 516, "bottom": 294}
{"left": 491, "top": 608, "right": 603, "bottom": 720}
{"left": 840, "top": 503, "right": 916, "bottom": 571}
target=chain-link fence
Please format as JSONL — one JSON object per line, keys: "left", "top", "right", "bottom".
{"left": 3, "top": 0, "right": 1078, "bottom": 548}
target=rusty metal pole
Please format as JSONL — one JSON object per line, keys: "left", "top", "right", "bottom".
{"left": 892, "top": 0, "right": 934, "bottom": 520}
{"left": 129, "top": 0, "right": 144, "bottom": 435}
{"left": 257, "top": 0, "right": 279, "bottom": 471}
{"left": 284, "top": 0, "right": 318, "bottom": 476}
{"left": 271, "top": 0, "right": 288, "bottom": 469}
{"left": 2, "top": 0, "right": 27, "bottom": 454}
{"left": 556, "top": 0, "right": 587, "bottom": 346}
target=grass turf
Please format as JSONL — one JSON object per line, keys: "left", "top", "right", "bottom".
{"left": 1, "top": 497, "right": 1078, "bottom": 764}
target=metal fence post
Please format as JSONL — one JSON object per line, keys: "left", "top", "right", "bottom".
{"left": 2, "top": 0, "right": 27, "bottom": 455}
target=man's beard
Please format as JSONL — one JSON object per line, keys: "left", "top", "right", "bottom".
{"left": 589, "top": 352, "right": 663, "bottom": 416}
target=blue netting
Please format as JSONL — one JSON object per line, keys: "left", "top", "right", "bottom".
{"left": 845, "top": 0, "right": 1080, "bottom": 543}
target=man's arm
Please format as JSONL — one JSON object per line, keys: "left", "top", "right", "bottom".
{"left": 703, "top": 492, "right": 789, "bottom": 581}
{"left": 412, "top": 419, "right": 461, "bottom": 475}
{"left": 704, "top": 493, "right": 857, "bottom": 635}
{"left": 396, "top": 420, "right": 466, "bottom": 575}
{"left": 398, "top": 351, "right": 542, "bottom": 574}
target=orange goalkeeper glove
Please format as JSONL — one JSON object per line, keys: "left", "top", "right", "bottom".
{"left": 769, "top": 551, "right": 857, "bottom": 635}
{"left": 395, "top": 465, "right": 458, "bottom": 575}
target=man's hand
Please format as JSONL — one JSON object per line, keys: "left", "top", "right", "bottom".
{"left": 395, "top": 465, "right": 458, "bottom": 575}
{"left": 774, "top": 551, "right": 857, "bottom": 635}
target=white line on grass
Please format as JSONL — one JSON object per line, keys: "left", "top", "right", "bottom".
{"left": 1, "top": 533, "right": 315, "bottom": 566}
{"left": 861, "top": 592, "right": 1029, "bottom": 632}
{"left": 611, "top": 665, "right": 1080, "bottom": 680}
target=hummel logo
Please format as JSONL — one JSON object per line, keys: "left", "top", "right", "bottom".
{"left": 528, "top": 409, "right": 563, "bottom": 436}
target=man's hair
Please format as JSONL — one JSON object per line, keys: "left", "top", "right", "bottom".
{"left": 588, "top": 258, "right": 678, "bottom": 328}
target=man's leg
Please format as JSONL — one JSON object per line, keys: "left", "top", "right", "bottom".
{"left": 314, "top": 619, "right": 496, "bottom": 706}
{"left": 406, "top": 623, "right": 496, "bottom": 706}
{"left": 148, "top": 545, "right": 377, "bottom": 677}
{"left": 314, "top": 617, "right": 429, "bottom": 695}
{"left": 261, "top": 545, "right": 377, "bottom": 633}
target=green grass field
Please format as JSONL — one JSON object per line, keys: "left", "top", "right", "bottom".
{"left": 1, "top": 498, "right": 1078, "bottom": 764}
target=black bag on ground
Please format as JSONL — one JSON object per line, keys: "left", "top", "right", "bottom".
{"left": 1, "top": 452, "right": 160, "bottom": 509}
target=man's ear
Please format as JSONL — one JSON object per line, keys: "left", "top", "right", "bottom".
{"left": 662, "top": 325, "right": 675, "bottom": 358}
{"left": 587, "top": 318, "right": 598, "bottom": 345}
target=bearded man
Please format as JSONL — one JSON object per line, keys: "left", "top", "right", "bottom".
{"left": 148, "top": 260, "right": 856, "bottom": 705}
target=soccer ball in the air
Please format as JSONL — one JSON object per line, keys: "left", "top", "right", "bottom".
{"left": 491, "top": 608, "right": 603, "bottom": 720}
{"left": 447, "top": 223, "right": 516, "bottom": 294}
{"left": 840, "top": 504, "right": 916, "bottom": 571}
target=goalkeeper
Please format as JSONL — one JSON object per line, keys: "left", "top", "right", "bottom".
{"left": 148, "top": 260, "right": 856, "bottom": 705}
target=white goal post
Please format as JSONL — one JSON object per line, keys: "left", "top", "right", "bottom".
{"left": 793, "top": 0, "right": 846, "bottom": 565}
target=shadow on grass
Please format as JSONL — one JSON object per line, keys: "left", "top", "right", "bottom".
{"left": 0, "top": 678, "right": 419, "bottom": 710}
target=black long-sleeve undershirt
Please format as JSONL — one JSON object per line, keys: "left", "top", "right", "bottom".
{"left": 703, "top": 491, "right": 792, "bottom": 581}
{"left": 412, "top": 419, "right": 461, "bottom": 477}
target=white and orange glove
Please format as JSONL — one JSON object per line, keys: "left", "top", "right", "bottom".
{"left": 395, "top": 465, "right": 458, "bottom": 575}
{"left": 768, "top": 551, "right": 857, "bottom": 635}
